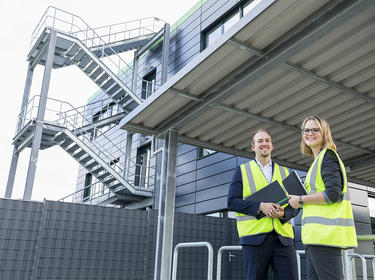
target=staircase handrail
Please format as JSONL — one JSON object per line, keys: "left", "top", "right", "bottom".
{"left": 30, "top": 6, "right": 162, "bottom": 99}
{"left": 16, "top": 95, "right": 155, "bottom": 190}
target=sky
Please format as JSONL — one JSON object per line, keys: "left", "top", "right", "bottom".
{"left": 0, "top": 0, "right": 199, "bottom": 201}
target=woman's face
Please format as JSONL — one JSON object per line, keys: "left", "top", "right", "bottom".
{"left": 302, "top": 119, "right": 323, "bottom": 150}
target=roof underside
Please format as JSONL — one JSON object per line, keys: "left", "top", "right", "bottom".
{"left": 120, "top": 0, "right": 375, "bottom": 188}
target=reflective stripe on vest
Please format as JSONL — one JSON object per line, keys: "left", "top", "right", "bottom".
{"left": 236, "top": 160, "right": 293, "bottom": 239}
{"left": 302, "top": 148, "right": 357, "bottom": 248}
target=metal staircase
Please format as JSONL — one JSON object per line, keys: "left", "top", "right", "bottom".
{"left": 27, "top": 7, "right": 164, "bottom": 111}
{"left": 14, "top": 96, "right": 154, "bottom": 206}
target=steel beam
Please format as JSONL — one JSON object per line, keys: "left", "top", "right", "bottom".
{"left": 284, "top": 62, "right": 375, "bottom": 105}
{"left": 23, "top": 30, "right": 57, "bottom": 200}
{"left": 161, "top": 24, "right": 170, "bottom": 85}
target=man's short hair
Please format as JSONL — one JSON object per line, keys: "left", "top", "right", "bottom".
{"left": 251, "top": 129, "right": 272, "bottom": 146}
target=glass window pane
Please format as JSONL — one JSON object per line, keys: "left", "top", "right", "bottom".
{"left": 243, "top": 0, "right": 261, "bottom": 16}
{"left": 206, "top": 25, "right": 222, "bottom": 47}
{"left": 223, "top": 11, "right": 240, "bottom": 32}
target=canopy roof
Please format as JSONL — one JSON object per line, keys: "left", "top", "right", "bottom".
{"left": 120, "top": 0, "right": 375, "bottom": 188}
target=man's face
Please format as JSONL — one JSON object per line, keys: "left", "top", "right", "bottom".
{"left": 251, "top": 131, "right": 273, "bottom": 159}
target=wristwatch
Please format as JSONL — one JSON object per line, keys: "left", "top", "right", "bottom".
{"left": 299, "top": 196, "right": 303, "bottom": 205}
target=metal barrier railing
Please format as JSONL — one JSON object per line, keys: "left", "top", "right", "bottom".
{"left": 216, "top": 246, "right": 242, "bottom": 280}
{"left": 348, "top": 253, "right": 368, "bottom": 279}
{"left": 296, "top": 250, "right": 305, "bottom": 280}
{"left": 172, "top": 242, "right": 214, "bottom": 280}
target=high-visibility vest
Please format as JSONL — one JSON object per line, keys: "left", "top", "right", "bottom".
{"left": 302, "top": 148, "right": 357, "bottom": 248}
{"left": 236, "top": 160, "right": 294, "bottom": 239}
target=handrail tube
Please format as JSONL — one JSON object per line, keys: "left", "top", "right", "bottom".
{"left": 348, "top": 253, "right": 367, "bottom": 279}
{"left": 172, "top": 242, "right": 213, "bottom": 280}
{"left": 216, "top": 245, "right": 242, "bottom": 280}
{"left": 296, "top": 250, "right": 305, "bottom": 280}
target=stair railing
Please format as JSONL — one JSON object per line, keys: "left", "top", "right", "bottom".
{"left": 30, "top": 6, "right": 163, "bottom": 100}
{"left": 16, "top": 95, "right": 155, "bottom": 193}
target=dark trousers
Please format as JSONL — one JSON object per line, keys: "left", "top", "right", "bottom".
{"left": 242, "top": 232, "right": 298, "bottom": 280}
{"left": 306, "top": 245, "right": 343, "bottom": 280}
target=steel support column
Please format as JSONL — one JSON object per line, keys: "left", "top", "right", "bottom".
{"left": 5, "top": 62, "right": 34, "bottom": 198}
{"left": 154, "top": 129, "right": 178, "bottom": 280}
{"left": 161, "top": 24, "right": 170, "bottom": 85}
{"left": 131, "top": 50, "right": 139, "bottom": 93}
{"left": 23, "top": 30, "right": 57, "bottom": 200}
{"left": 124, "top": 132, "right": 133, "bottom": 180}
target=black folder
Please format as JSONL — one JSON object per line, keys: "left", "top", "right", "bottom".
{"left": 246, "top": 180, "right": 289, "bottom": 219}
{"left": 246, "top": 180, "right": 289, "bottom": 206}
{"left": 282, "top": 171, "right": 308, "bottom": 196}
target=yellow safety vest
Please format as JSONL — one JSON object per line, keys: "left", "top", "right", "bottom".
{"left": 302, "top": 148, "right": 357, "bottom": 248}
{"left": 236, "top": 160, "right": 294, "bottom": 239}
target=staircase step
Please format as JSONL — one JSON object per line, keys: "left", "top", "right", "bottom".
{"left": 98, "top": 172, "right": 111, "bottom": 180}
{"left": 112, "top": 89, "right": 126, "bottom": 100}
{"left": 84, "top": 61, "right": 98, "bottom": 74}
{"left": 65, "top": 143, "right": 80, "bottom": 154}
{"left": 102, "top": 78, "right": 116, "bottom": 91}
{"left": 60, "top": 138, "right": 74, "bottom": 149}
{"left": 111, "top": 182, "right": 122, "bottom": 189}
{"left": 71, "top": 49, "right": 86, "bottom": 63}
{"left": 72, "top": 148, "right": 86, "bottom": 159}
{"left": 78, "top": 154, "right": 92, "bottom": 164}
{"left": 90, "top": 67, "right": 105, "bottom": 80}
{"left": 78, "top": 55, "right": 92, "bottom": 69}
{"left": 65, "top": 43, "right": 80, "bottom": 57}
{"left": 96, "top": 73, "right": 109, "bottom": 86}
{"left": 91, "top": 165, "right": 105, "bottom": 174}
{"left": 85, "top": 160, "right": 98, "bottom": 169}
{"left": 107, "top": 84, "right": 121, "bottom": 95}
{"left": 103, "top": 177, "right": 116, "bottom": 185}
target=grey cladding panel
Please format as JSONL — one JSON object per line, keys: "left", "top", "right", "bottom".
{"left": 176, "top": 170, "right": 196, "bottom": 186}
{"left": 197, "top": 152, "right": 234, "bottom": 169}
{"left": 196, "top": 169, "right": 234, "bottom": 191}
{"left": 197, "top": 157, "right": 237, "bottom": 180}
{"left": 352, "top": 204, "right": 371, "bottom": 224}
{"left": 177, "top": 143, "right": 196, "bottom": 156}
{"left": 196, "top": 183, "right": 229, "bottom": 202}
{"left": 176, "top": 181, "right": 196, "bottom": 196}
{"left": 177, "top": 149, "right": 197, "bottom": 166}
{"left": 195, "top": 196, "right": 227, "bottom": 214}
{"left": 176, "top": 159, "right": 196, "bottom": 176}
{"left": 349, "top": 187, "right": 369, "bottom": 206}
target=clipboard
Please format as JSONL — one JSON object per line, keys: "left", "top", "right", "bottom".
{"left": 282, "top": 171, "right": 308, "bottom": 196}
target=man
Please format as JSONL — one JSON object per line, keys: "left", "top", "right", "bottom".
{"left": 227, "top": 129, "right": 299, "bottom": 280}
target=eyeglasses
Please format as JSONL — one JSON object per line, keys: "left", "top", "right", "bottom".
{"left": 302, "top": 128, "right": 320, "bottom": 135}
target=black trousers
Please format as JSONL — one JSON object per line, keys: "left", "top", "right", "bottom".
{"left": 306, "top": 245, "right": 343, "bottom": 280}
{"left": 242, "top": 232, "right": 298, "bottom": 280}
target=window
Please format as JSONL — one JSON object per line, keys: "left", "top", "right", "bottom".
{"left": 91, "top": 102, "right": 119, "bottom": 138}
{"left": 198, "top": 148, "right": 216, "bottom": 158}
{"left": 135, "top": 143, "right": 151, "bottom": 187}
{"left": 83, "top": 173, "right": 92, "bottom": 201}
{"left": 203, "top": 0, "right": 256, "bottom": 49}
{"left": 142, "top": 68, "right": 156, "bottom": 99}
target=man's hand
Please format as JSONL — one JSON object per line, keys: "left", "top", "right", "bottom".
{"left": 288, "top": 195, "right": 300, "bottom": 209}
{"left": 259, "top": 202, "right": 279, "bottom": 218}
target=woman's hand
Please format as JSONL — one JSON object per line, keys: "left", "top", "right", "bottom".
{"left": 288, "top": 195, "right": 301, "bottom": 209}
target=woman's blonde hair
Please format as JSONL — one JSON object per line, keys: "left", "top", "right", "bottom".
{"left": 300, "top": 115, "right": 336, "bottom": 156}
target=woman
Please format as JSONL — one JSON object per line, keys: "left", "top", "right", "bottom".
{"left": 289, "top": 116, "right": 357, "bottom": 280}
